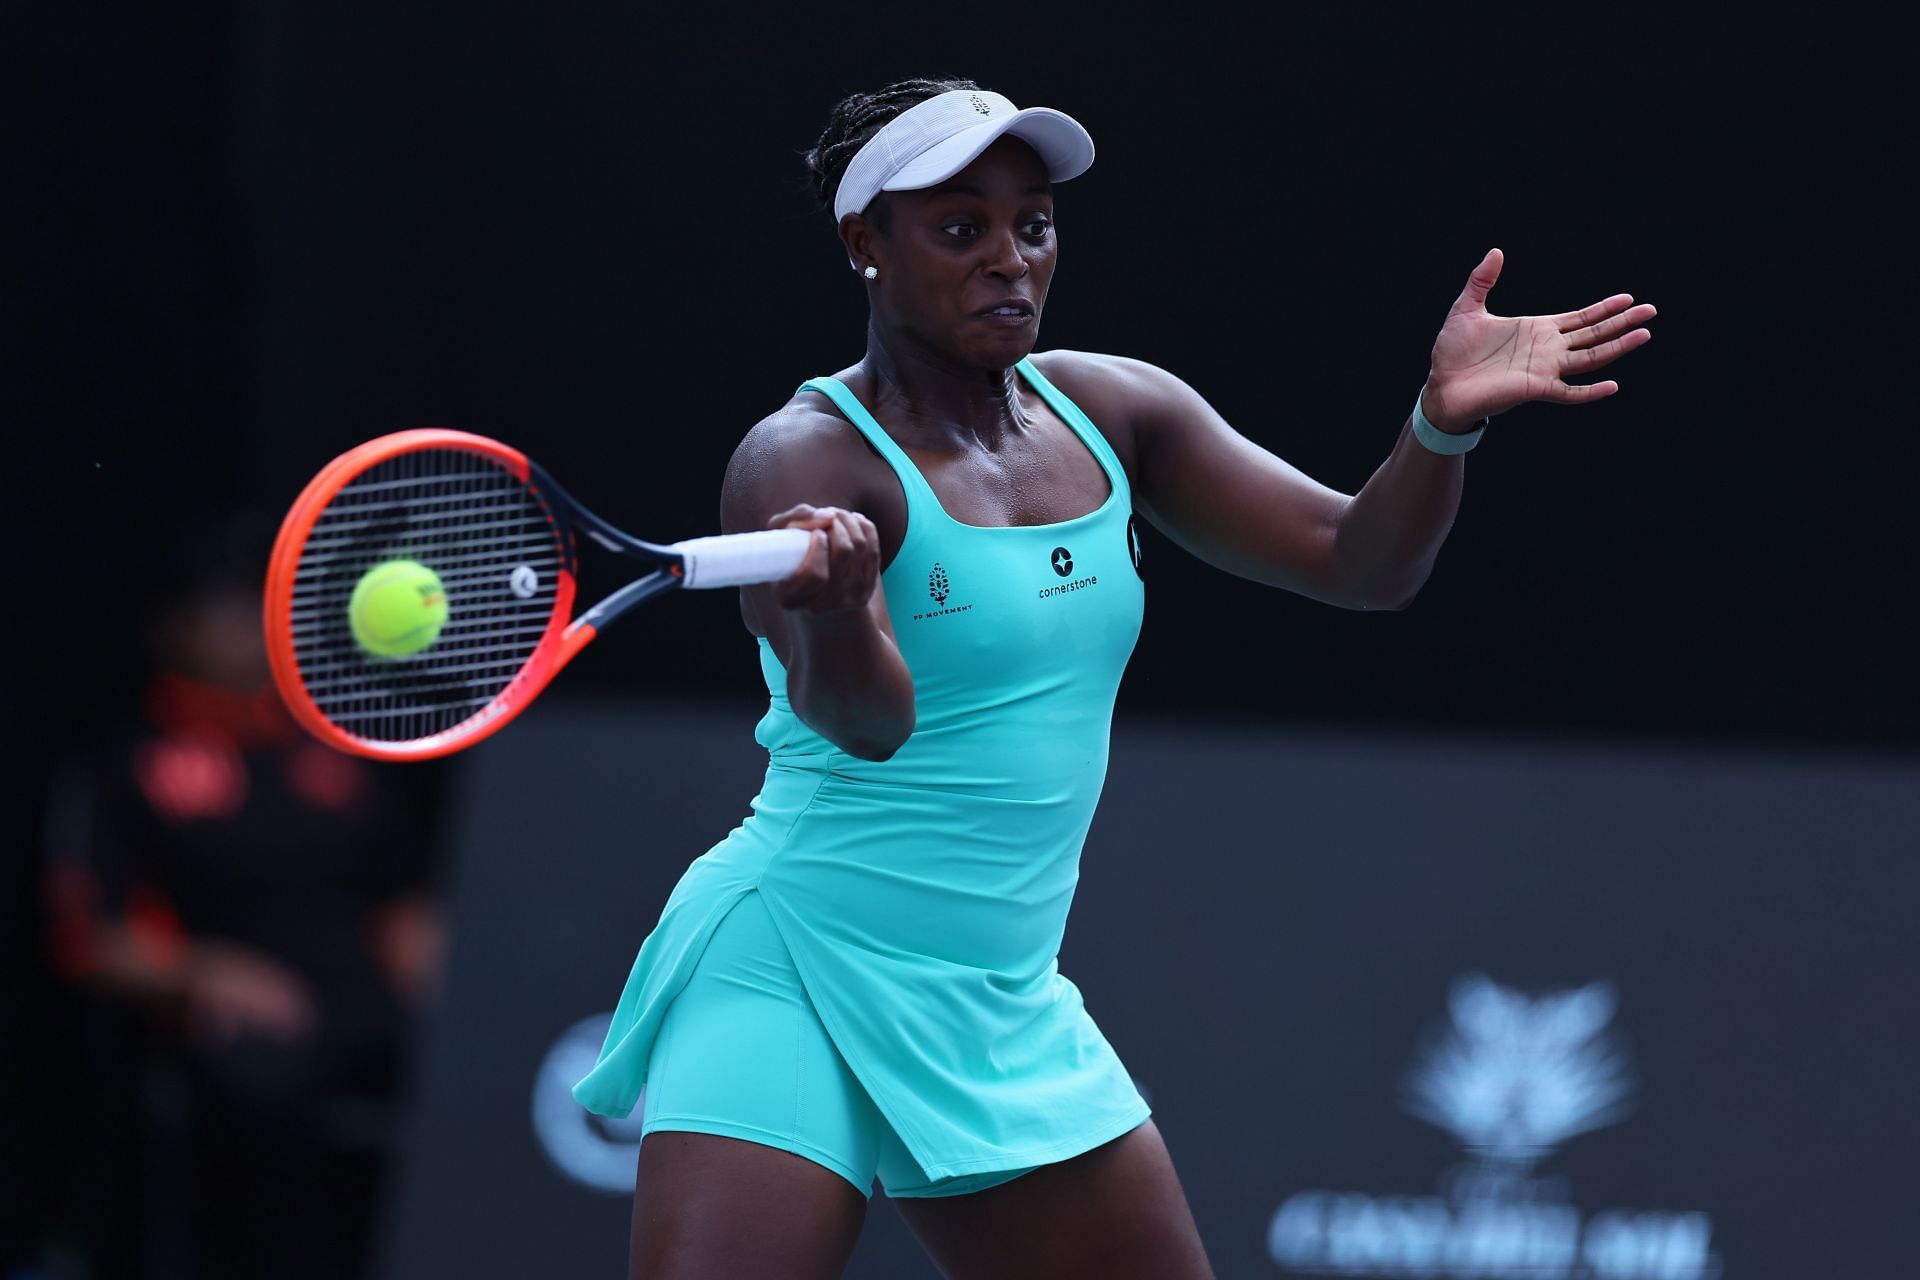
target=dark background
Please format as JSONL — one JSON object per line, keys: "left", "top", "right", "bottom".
{"left": 15, "top": 7, "right": 1912, "bottom": 754}
{"left": 387, "top": 706, "right": 1918, "bottom": 1278}
{"left": 8, "top": 4, "right": 1913, "bottom": 1277}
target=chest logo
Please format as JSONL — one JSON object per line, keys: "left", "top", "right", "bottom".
{"left": 914, "top": 562, "right": 970, "bottom": 620}
{"left": 1040, "top": 545, "right": 1098, "bottom": 600}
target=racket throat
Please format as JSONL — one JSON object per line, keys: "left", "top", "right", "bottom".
{"left": 574, "top": 568, "right": 683, "bottom": 633}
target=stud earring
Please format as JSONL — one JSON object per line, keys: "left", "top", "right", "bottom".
{"left": 863, "top": 266, "right": 878, "bottom": 280}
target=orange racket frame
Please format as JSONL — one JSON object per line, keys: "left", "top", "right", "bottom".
{"left": 268, "top": 429, "right": 809, "bottom": 761}
{"left": 264, "top": 430, "right": 595, "bottom": 761}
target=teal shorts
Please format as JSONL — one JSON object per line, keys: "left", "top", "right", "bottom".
{"left": 639, "top": 891, "right": 1038, "bottom": 1199}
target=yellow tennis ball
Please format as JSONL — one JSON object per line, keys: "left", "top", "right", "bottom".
{"left": 349, "top": 559, "right": 449, "bottom": 658}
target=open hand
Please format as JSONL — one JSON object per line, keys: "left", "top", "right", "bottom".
{"left": 1422, "top": 249, "right": 1656, "bottom": 432}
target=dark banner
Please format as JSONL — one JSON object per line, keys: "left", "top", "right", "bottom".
{"left": 381, "top": 703, "right": 1914, "bottom": 1278}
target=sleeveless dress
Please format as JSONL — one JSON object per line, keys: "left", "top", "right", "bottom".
{"left": 573, "top": 357, "right": 1149, "bottom": 1181}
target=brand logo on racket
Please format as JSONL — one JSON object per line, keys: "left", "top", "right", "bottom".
{"left": 1051, "top": 547, "right": 1073, "bottom": 577}
{"left": 509, "top": 565, "right": 539, "bottom": 598}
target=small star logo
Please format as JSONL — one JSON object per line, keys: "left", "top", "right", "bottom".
{"left": 1051, "top": 547, "right": 1073, "bottom": 577}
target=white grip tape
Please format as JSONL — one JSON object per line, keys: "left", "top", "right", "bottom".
{"left": 670, "top": 529, "right": 815, "bottom": 589}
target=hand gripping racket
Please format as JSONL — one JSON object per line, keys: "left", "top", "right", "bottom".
{"left": 264, "top": 429, "right": 811, "bottom": 761}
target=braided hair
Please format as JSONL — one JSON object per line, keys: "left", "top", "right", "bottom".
{"left": 803, "top": 76, "right": 982, "bottom": 226}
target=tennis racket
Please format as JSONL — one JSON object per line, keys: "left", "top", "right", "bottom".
{"left": 264, "top": 428, "right": 811, "bottom": 761}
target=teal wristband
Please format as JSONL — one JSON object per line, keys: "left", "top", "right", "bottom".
{"left": 1411, "top": 391, "right": 1485, "bottom": 455}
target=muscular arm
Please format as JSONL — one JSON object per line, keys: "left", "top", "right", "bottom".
{"left": 1043, "top": 256, "right": 1651, "bottom": 612}
{"left": 1068, "top": 355, "right": 1456, "bottom": 610}
{"left": 1327, "top": 398, "right": 1466, "bottom": 608}
{"left": 720, "top": 404, "right": 915, "bottom": 761}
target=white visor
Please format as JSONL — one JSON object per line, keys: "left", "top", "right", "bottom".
{"left": 832, "top": 89, "right": 1094, "bottom": 224}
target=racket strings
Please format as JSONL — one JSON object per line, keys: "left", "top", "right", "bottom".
{"left": 289, "top": 447, "right": 567, "bottom": 745}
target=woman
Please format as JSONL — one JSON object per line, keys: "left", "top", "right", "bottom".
{"left": 575, "top": 77, "right": 1654, "bottom": 1279}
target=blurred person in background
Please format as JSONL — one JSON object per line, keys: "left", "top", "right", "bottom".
{"left": 37, "top": 514, "right": 447, "bottom": 1280}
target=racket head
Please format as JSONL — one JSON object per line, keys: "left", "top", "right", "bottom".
{"left": 264, "top": 429, "right": 585, "bottom": 761}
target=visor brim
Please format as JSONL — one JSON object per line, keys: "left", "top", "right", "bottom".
{"left": 881, "top": 107, "right": 1095, "bottom": 194}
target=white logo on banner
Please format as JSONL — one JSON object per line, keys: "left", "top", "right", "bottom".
{"left": 1268, "top": 975, "right": 1720, "bottom": 1279}
{"left": 531, "top": 1012, "right": 646, "bottom": 1194}
{"left": 1405, "top": 975, "right": 1633, "bottom": 1168}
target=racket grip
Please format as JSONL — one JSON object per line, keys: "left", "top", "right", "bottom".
{"left": 671, "top": 529, "right": 815, "bottom": 588}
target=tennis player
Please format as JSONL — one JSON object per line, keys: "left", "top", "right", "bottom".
{"left": 574, "top": 77, "right": 1654, "bottom": 1280}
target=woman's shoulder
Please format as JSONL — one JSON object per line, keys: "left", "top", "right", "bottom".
{"left": 731, "top": 373, "right": 883, "bottom": 469}
{"left": 1026, "top": 349, "right": 1185, "bottom": 472}
{"left": 720, "top": 382, "right": 899, "bottom": 533}
{"left": 1028, "top": 349, "right": 1180, "bottom": 397}
{"left": 1028, "top": 349, "right": 1189, "bottom": 415}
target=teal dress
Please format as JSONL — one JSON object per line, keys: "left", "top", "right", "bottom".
{"left": 573, "top": 357, "right": 1150, "bottom": 1182}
